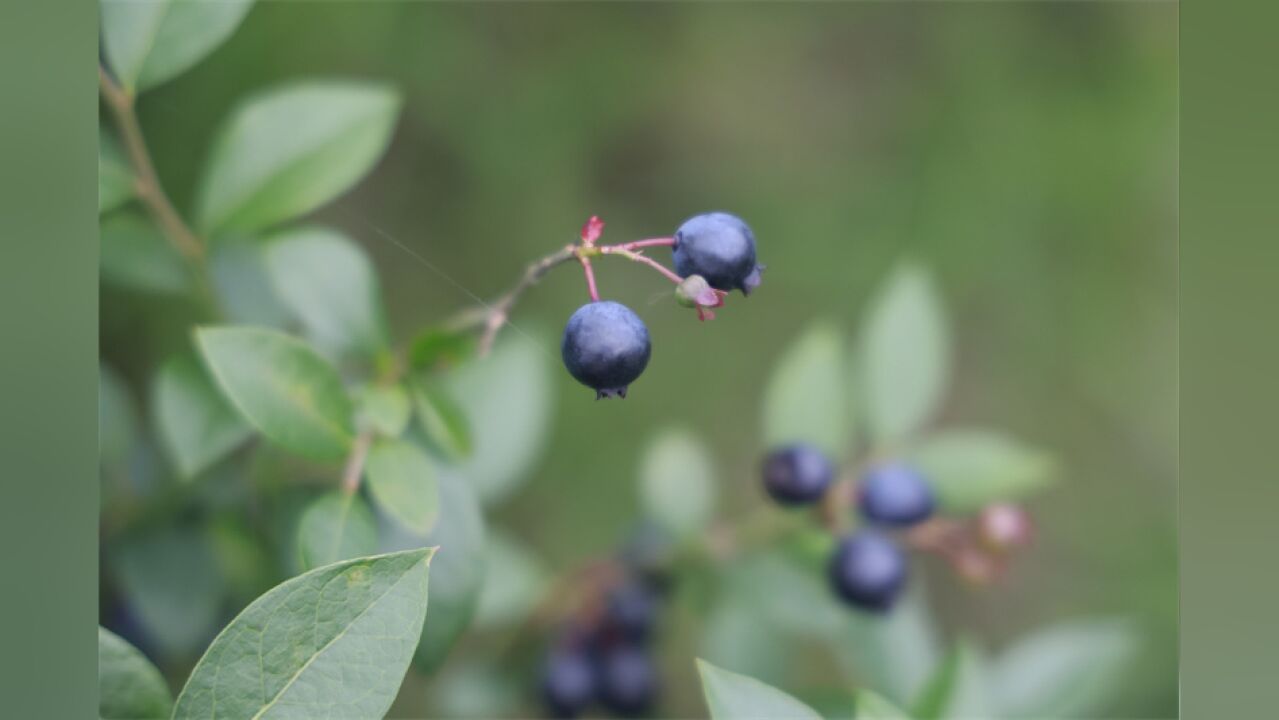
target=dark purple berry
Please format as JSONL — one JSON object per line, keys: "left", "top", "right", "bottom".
{"left": 598, "top": 646, "right": 658, "bottom": 717}
{"left": 858, "top": 463, "right": 935, "bottom": 527}
{"left": 828, "top": 530, "right": 907, "bottom": 613}
{"left": 541, "top": 648, "right": 597, "bottom": 718}
{"left": 561, "top": 301, "right": 651, "bottom": 399}
{"left": 604, "top": 582, "right": 659, "bottom": 644}
{"left": 672, "top": 212, "right": 762, "bottom": 295}
{"left": 762, "top": 444, "right": 835, "bottom": 506}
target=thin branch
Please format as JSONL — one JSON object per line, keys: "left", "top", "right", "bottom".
{"left": 474, "top": 245, "right": 579, "bottom": 356}
{"left": 340, "top": 431, "right": 374, "bottom": 495}
{"left": 98, "top": 66, "right": 204, "bottom": 260}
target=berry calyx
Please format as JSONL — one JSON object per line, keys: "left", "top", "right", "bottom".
{"left": 828, "top": 530, "right": 907, "bottom": 612}
{"left": 858, "top": 462, "right": 935, "bottom": 527}
{"left": 561, "top": 301, "right": 652, "bottom": 399}
{"left": 541, "top": 648, "right": 597, "bottom": 719}
{"left": 675, "top": 274, "right": 728, "bottom": 321}
{"left": 598, "top": 645, "right": 658, "bottom": 717}
{"left": 672, "top": 212, "right": 763, "bottom": 295}
{"left": 761, "top": 444, "right": 835, "bottom": 506}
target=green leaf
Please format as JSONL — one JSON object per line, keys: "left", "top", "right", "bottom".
{"left": 208, "top": 515, "right": 276, "bottom": 603}
{"left": 357, "top": 384, "right": 411, "bottom": 438}
{"left": 913, "top": 640, "right": 992, "bottom": 720}
{"left": 639, "top": 429, "right": 717, "bottom": 540}
{"left": 196, "top": 82, "right": 401, "bottom": 234}
{"left": 153, "top": 354, "right": 252, "bottom": 478}
{"left": 99, "top": 129, "right": 134, "bottom": 214}
{"left": 100, "top": 212, "right": 188, "bottom": 295}
{"left": 412, "top": 380, "right": 473, "bottom": 461}
{"left": 99, "top": 627, "right": 173, "bottom": 720}
{"left": 855, "top": 690, "right": 911, "bottom": 720}
{"left": 112, "top": 524, "right": 224, "bottom": 658}
{"left": 700, "top": 599, "right": 793, "bottom": 685}
{"left": 209, "top": 239, "right": 294, "bottom": 328}
{"left": 296, "top": 491, "right": 378, "bottom": 570}
{"left": 726, "top": 550, "right": 845, "bottom": 639}
{"left": 834, "top": 586, "right": 943, "bottom": 707}
{"left": 762, "top": 320, "right": 853, "bottom": 458}
{"left": 172, "top": 547, "right": 435, "bottom": 720}
{"left": 474, "top": 530, "right": 548, "bottom": 628}
{"left": 100, "top": 363, "right": 138, "bottom": 471}
{"left": 862, "top": 262, "right": 949, "bottom": 445}
{"left": 697, "top": 659, "right": 823, "bottom": 720}
{"left": 989, "top": 619, "right": 1138, "bottom": 718}
{"left": 196, "top": 326, "right": 354, "bottom": 461}
{"left": 366, "top": 439, "right": 440, "bottom": 534}
{"left": 385, "top": 470, "right": 486, "bottom": 672}
{"left": 909, "top": 429, "right": 1056, "bottom": 512}
{"left": 447, "top": 334, "right": 552, "bottom": 503}
{"left": 101, "top": 0, "right": 254, "bottom": 92}
{"left": 265, "top": 226, "right": 389, "bottom": 359}
{"left": 409, "top": 328, "right": 475, "bottom": 372}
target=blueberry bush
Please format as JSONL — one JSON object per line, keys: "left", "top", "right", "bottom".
{"left": 98, "top": 3, "right": 1161, "bottom": 719}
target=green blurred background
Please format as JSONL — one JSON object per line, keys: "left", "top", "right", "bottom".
{"left": 101, "top": 2, "right": 1176, "bottom": 717}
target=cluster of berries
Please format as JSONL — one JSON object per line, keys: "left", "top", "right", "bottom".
{"left": 562, "top": 212, "right": 763, "bottom": 399}
{"left": 540, "top": 569, "right": 665, "bottom": 719}
{"left": 762, "top": 444, "right": 1030, "bottom": 612}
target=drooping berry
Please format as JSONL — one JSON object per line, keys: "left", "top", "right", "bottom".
{"left": 541, "top": 648, "right": 597, "bottom": 719}
{"left": 598, "top": 645, "right": 658, "bottom": 717}
{"left": 603, "top": 581, "right": 659, "bottom": 644}
{"left": 828, "top": 530, "right": 907, "bottom": 612}
{"left": 672, "top": 212, "right": 762, "bottom": 295}
{"left": 761, "top": 444, "right": 835, "bottom": 506}
{"left": 561, "top": 301, "right": 652, "bottom": 399}
{"left": 858, "top": 463, "right": 935, "bottom": 527}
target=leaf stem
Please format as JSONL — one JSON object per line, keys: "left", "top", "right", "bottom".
{"left": 340, "top": 430, "right": 374, "bottom": 495}
{"left": 578, "top": 255, "right": 601, "bottom": 302}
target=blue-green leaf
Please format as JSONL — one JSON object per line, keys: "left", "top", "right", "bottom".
{"left": 366, "top": 439, "right": 440, "bottom": 535}
{"left": 474, "top": 529, "right": 549, "bottom": 629}
{"left": 855, "top": 690, "right": 912, "bottom": 720}
{"left": 697, "top": 659, "right": 823, "bottom": 720}
{"left": 762, "top": 320, "right": 853, "bottom": 458}
{"left": 196, "top": 82, "right": 400, "bottom": 234}
{"left": 412, "top": 380, "right": 473, "bottom": 461}
{"left": 196, "top": 326, "right": 354, "bottom": 461}
{"left": 100, "top": 0, "right": 254, "bottom": 92}
{"left": 639, "top": 429, "right": 717, "bottom": 540}
{"left": 98, "top": 627, "right": 173, "bottom": 720}
{"left": 357, "top": 384, "right": 411, "bottom": 438}
{"left": 173, "top": 548, "right": 435, "bottom": 720}
{"left": 834, "top": 586, "right": 943, "bottom": 707}
{"left": 913, "top": 640, "right": 992, "bottom": 720}
{"left": 909, "top": 429, "right": 1056, "bottom": 512}
{"left": 99, "top": 129, "right": 134, "bottom": 214}
{"left": 861, "top": 262, "right": 949, "bottom": 445}
{"left": 111, "top": 525, "right": 224, "bottom": 658}
{"left": 989, "top": 619, "right": 1138, "bottom": 718}
{"left": 209, "top": 239, "right": 294, "bottom": 328}
{"left": 153, "top": 354, "right": 252, "bottom": 478}
{"left": 264, "top": 226, "right": 389, "bottom": 360}
{"left": 296, "top": 491, "right": 378, "bottom": 570}
{"left": 100, "top": 212, "right": 188, "bottom": 295}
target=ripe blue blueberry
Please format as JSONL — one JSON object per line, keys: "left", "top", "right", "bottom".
{"left": 828, "top": 530, "right": 907, "bottom": 612}
{"left": 598, "top": 645, "right": 658, "bottom": 717}
{"left": 762, "top": 444, "right": 835, "bottom": 506}
{"left": 561, "top": 301, "right": 652, "bottom": 399}
{"left": 858, "top": 462, "right": 935, "bottom": 527}
{"left": 604, "top": 581, "right": 659, "bottom": 643}
{"left": 672, "top": 212, "right": 762, "bottom": 295}
{"left": 541, "top": 648, "right": 597, "bottom": 719}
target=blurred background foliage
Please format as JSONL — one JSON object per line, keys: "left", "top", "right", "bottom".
{"left": 99, "top": 2, "right": 1176, "bottom": 718}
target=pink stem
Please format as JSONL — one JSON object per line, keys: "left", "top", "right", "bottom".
{"left": 578, "top": 256, "right": 601, "bottom": 301}
{"left": 613, "top": 236, "right": 676, "bottom": 251}
{"left": 604, "top": 248, "right": 683, "bottom": 285}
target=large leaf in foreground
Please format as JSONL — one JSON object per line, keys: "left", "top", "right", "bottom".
{"left": 173, "top": 548, "right": 435, "bottom": 720}
{"left": 98, "top": 627, "right": 173, "bottom": 720}
{"left": 697, "top": 659, "right": 823, "bottom": 720}
{"left": 196, "top": 326, "right": 354, "bottom": 461}
{"left": 196, "top": 82, "right": 400, "bottom": 234}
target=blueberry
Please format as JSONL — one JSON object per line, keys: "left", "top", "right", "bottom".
{"left": 858, "top": 463, "right": 935, "bottom": 527}
{"left": 761, "top": 444, "right": 835, "bottom": 506}
{"left": 541, "top": 648, "right": 597, "bottom": 718}
{"left": 598, "top": 646, "right": 658, "bottom": 717}
{"left": 561, "top": 301, "right": 652, "bottom": 399}
{"left": 672, "top": 212, "right": 762, "bottom": 295}
{"left": 604, "top": 581, "right": 659, "bottom": 643}
{"left": 828, "top": 530, "right": 907, "bottom": 612}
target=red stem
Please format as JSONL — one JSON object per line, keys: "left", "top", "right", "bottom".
{"left": 578, "top": 256, "right": 601, "bottom": 302}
